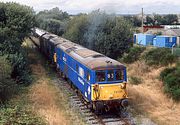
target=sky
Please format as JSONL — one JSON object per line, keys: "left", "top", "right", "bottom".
{"left": 1, "top": 0, "right": 180, "bottom": 14}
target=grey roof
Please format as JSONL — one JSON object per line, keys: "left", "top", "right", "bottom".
{"left": 56, "top": 39, "right": 125, "bottom": 70}
{"left": 164, "top": 29, "right": 180, "bottom": 36}
{"left": 34, "top": 28, "right": 125, "bottom": 70}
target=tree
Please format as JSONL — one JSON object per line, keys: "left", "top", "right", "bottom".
{"left": 154, "top": 14, "right": 178, "bottom": 25}
{"left": 145, "top": 16, "right": 154, "bottom": 25}
{"left": 63, "top": 14, "right": 89, "bottom": 46}
{"left": 92, "top": 16, "right": 133, "bottom": 59}
{"left": 124, "top": 15, "right": 141, "bottom": 27}
{"left": 0, "top": 2, "right": 35, "bottom": 84}
{"left": 154, "top": 14, "right": 163, "bottom": 25}
{"left": 164, "top": 14, "right": 178, "bottom": 25}
{"left": 64, "top": 11, "right": 134, "bottom": 59}
{"left": 0, "top": 7, "right": 7, "bottom": 25}
{"left": 36, "top": 7, "right": 69, "bottom": 36}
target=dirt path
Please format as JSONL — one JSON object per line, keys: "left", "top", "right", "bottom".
{"left": 26, "top": 40, "right": 85, "bottom": 125}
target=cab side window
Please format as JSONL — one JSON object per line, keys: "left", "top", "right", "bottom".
{"left": 116, "top": 70, "right": 124, "bottom": 80}
{"left": 96, "top": 71, "right": 105, "bottom": 82}
{"left": 107, "top": 70, "right": 114, "bottom": 81}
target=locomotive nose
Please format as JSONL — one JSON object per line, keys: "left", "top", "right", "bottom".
{"left": 121, "top": 99, "right": 128, "bottom": 107}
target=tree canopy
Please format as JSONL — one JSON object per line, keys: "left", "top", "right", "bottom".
{"left": 146, "top": 14, "right": 178, "bottom": 25}
{"left": 36, "top": 7, "right": 69, "bottom": 36}
{"left": 0, "top": 2, "right": 35, "bottom": 53}
{"left": 124, "top": 15, "right": 141, "bottom": 27}
{"left": 0, "top": 2, "right": 35, "bottom": 85}
{"left": 64, "top": 11, "right": 134, "bottom": 59}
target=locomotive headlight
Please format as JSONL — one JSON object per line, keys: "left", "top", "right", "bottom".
{"left": 120, "top": 83, "right": 126, "bottom": 89}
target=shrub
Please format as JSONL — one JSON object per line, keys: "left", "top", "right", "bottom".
{"left": 160, "top": 67, "right": 176, "bottom": 80}
{"left": 160, "top": 65, "right": 180, "bottom": 101}
{"left": 0, "top": 56, "right": 16, "bottom": 103}
{"left": 129, "top": 76, "right": 142, "bottom": 85}
{"left": 7, "top": 51, "right": 32, "bottom": 84}
{"left": 122, "top": 46, "right": 146, "bottom": 63}
{"left": 143, "top": 48, "right": 177, "bottom": 66}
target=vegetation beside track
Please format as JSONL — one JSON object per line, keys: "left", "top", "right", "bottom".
{"left": 0, "top": 3, "right": 43, "bottom": 124}
{"left": 123, "top": 46, "right": 180, "bottom": 125}
{"left": 160, "top": 63, "right": 180, "bottom": 101}
{"left": 0, "top": 2, "right": 35, "bottom": 103}
{"left": 26, "top": 39, "right": 86, "bottom": 125}
{"left": 0, "top": 87, "right": 46, "bottom": 125}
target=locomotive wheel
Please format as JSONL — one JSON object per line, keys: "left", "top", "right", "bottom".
{"left": 87, "top": 102, "right": 93, "bottom": 110}
{"left": 94, "top": 102, "right": 104, "bottom": 115}
{"left": 62, "top": 72, "right": 67, "bottom": 80}
{"left": 58, "top": 71, "right": 63, "bottom": 77}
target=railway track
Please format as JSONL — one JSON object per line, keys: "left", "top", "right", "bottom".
{"left": 53, "top": 77, "right": 136, "bottom": 125}
{"left": 30, "top": 37, "right": 136, "bottom": 125}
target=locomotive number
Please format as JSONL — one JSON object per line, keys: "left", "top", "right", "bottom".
{"left": 114, "top": 90, "right": 122, "bottom": 94}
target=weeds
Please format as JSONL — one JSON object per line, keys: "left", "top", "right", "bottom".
{"left": 0, "top": 87, "right": 46, "bottom": 125}
{"left": 0, "top": 55, "right": 17, "bottom": 103}
{"left": 143, "top": 48, "right": 177, "bottom": 66}
{"left": 129, "top": 76, "right": 143, "bottom": 85}
{"left": 121, "top": 46, "right": 146, "bottom": 63}
{"left": 160, "top": 64, "right": 180, "bottom": 101}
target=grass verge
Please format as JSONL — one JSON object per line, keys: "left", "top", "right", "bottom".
{"left": 0, "top": 87, "right": 46, "bottom": 125}
{"left": 26, "top": 38, "right": 86, "bottom": 125}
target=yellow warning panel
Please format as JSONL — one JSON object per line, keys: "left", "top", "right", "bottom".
{"left": 91, "top": 83, "right": 127, "bottom": 101}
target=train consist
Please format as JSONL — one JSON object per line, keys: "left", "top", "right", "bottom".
{"left": 31, "top": 28, "right": 128, "bottom": 113}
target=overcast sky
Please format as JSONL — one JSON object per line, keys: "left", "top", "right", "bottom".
{"left": 1, "top": 0, "right": 180, "bottom": 14}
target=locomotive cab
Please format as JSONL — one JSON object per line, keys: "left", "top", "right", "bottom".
{"left": 91, "top": 68, "right": 128, "bottom": 112}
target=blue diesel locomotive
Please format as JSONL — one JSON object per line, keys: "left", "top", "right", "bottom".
{"left": 32, "top": 28, "right": 128, "bottom": 113}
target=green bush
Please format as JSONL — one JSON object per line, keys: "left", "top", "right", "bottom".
{"left": 160, "top": 65, "right": 180, "bottom": 101}
{"left": 122, "top": 46, "right": 146, "bottom": 63}
{"left": 7, "top": 51, "right": 32, "bottom": 84}
{"left": 143, "top": 48, "right": 177, "bottom": 66}
{"left": 160, "top": 67, "right": 176, "bottom": 80}
{"left": 0, "top": 56, "right": 16, "bottom": 103}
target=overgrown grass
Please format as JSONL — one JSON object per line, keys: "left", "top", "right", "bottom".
{"left": 0, "top": 55, "right": 17, "bottom": 103}
{"left": 129, "top": 76, "right": 143, "bottom": 85}
{"left": 143, "top": 48, "right": 177, "bottom": 66}
{"left": 160, "top": 63, "right": 180, "bottom": 101}
{"left": 0, "top": 40, "right": 47, "bottom": 125}
{"left": 0, "top": 87, "right": 46, "bottom": 125}
{"left": 121, "top": 46, "right": 146, "bottom": 63}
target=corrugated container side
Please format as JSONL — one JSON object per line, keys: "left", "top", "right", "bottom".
{"left": 155, "top": 36, "right": 177, "bottom": 48}
{"left": 146, "top": 35, "right": 155, "bottom": 45}
{"left": 136, "top": 34, "right": 155, "bottom": 46}
{"left": 153, "top": 38, "right": 157, "bottom": 46}
{"left": 156, "top": 36, "right": 165, "bottom": 47}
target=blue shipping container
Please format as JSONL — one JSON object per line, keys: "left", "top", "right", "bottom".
{"left": 136, "top": 34, "right": 155, "bottom": 46}
{"left": 153, "top": 36, "right": 177, "bottom": 48}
